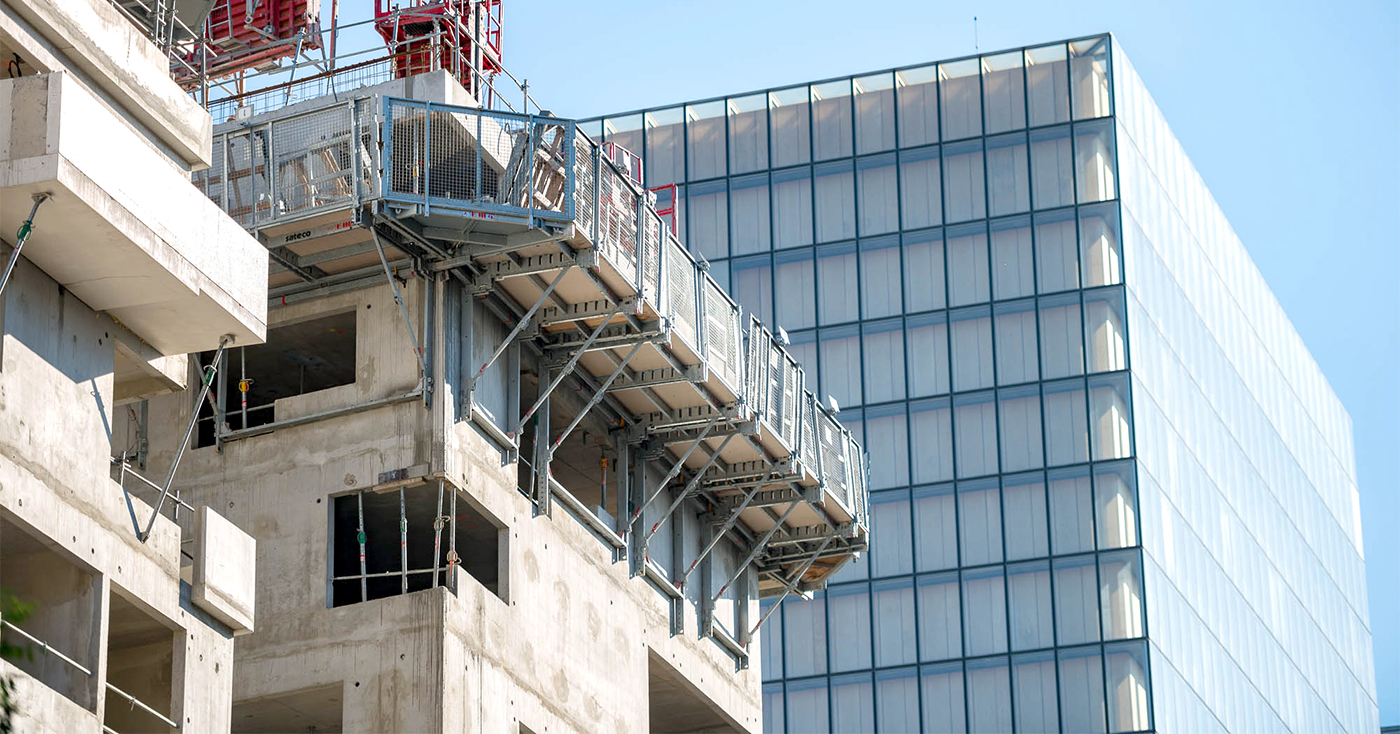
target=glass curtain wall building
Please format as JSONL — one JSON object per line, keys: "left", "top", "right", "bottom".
{"left": 584, "top": 33, "right": 1376, "bottom": 734}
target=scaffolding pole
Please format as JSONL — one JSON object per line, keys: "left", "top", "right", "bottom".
{"left": 0, "top": 194, "right": 49, "bottom": 299}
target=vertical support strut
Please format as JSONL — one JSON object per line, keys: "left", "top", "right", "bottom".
{"left": 681, "top": 469, "right": 777, "bottom": 586}
{"left": 356, "top": 491, "right": 368, "bottom": 603}
{"left": 627, "top": 415, "right": 721, "bottom": 528}
{"left": 641, "top": 432, "right": 738, "bottom": 554}
{"left": 399, "top": 487, "right": 408, "bottom": 595}
{"left": 371, "top": 230, "right": 428, "bottom": 378}
{"left": 547, "top": 340, "right": 644, "bottom": 455}
{"left": 467, "top": 265, "right": 570, "bottom": 396}
{"left": 432, "top": 479, "right": 445, "bottom": 588}
{"left": 513, "top": 300, "right": 625, "bottom": 435}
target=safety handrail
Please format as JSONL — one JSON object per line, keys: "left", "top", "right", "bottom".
{"left": 0, "top": 618, "right": 93, "bottom": 678}
{"left": 106, "top": 681, "right": 180, "bottom": 729}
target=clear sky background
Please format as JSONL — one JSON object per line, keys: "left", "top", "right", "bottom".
{"left": 333, "top": 0, "right": 1400, "bottom": 719}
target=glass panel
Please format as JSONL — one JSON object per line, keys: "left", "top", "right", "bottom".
{"left": 770, "top": 86, "right": 812, "bottom": 168}
{"left": 760, "top": 600, "right": 782, "bottom": 680}
{"left": 917, "top": 571, "right": 962, "bottom": 660}
{"left": 958, "top": 477, "right": 1002, "bottom": 564}
{"left": 940, "top": 58, "right": 982, "bottom": 140}
{"left": 1054, "top": 555, "right": 1101, "bottom": 644}
{"left": 1026, "top": 43, "right": 1070, "bottom": 127}
{"left": 1039, "top": 293, "right": 1085, "bottom": 379}
{"left": 787, "top": 330, "right": 817, "bottom": 378}
{"left": 995, "top": 299, "right": 1039, "bottom": 385}
{"left": 686, "top": 100, "right": 726, "bottom": 180}
{"left": 983, "top": 51, "right": 1026, "bottom": 134}
{"left": 871, "top": 491, "right": 913, "bottom": 577}
{"left": 865, "top": 404, "right": 909, "bottom": 488}
{"left": 947, "top": 225, "right": 990, "bottom": 309}
{"left": 942, "top": 140, "right": 986, "bottom": 223}
{"left": 986, "top": 133, "right": 1030, "bottom": 216}
{"left": 828, "top": 584, "right": 872, "bottom": 672}
{"left": 1079, "top": 202, "right": 1121, "bottom": 287}
{"left": 784, "top": 593, "right": 827, "bottom": 677}
{"left": 962, "top": 567, "right": 1008, "bottom": 656}
{"left": 999, "top": 385, "right": 1044, "bottom": 473}
{"left": 1035, "top": 208, "right": 1079, "bottom": 292}
{"left": 772, "top": 166, "right": 814, "bottom": 249}
{"left": 1043, "top": 378, "right": 1089, "bottom": 466}
{"left": 813, "top": 79, "right": 854, "bottom": 161}
{"left": 1049, "top": 466, "right": 1095, "bottom": 555}
{"left": 644, "top": 107, "right": 684, "bottom": 186}
{"left": 858, "top": 154, "right": 899, "bottom": 236}
{"left": 896, "top": 64, "right": 940, "bottom": 147}
{"left": 1008, "top": 561, "right": 1054, "bottom": 651}
{"left": 817, "top": 243, "right": 860, "bottom": 325}
{"left": 1030, "top": 125, "right": 1075, "bottom": 210}
{"left": 921, "top": 662, "right": 967, "bottom": 732}
{"left": 1003, "top": 472, "right": 1049, "bottom": 561}
{"left": 873, "top": 578, "right": 917, "bottom": 666}
{"left": 903, "top": 229, "right": 947, "bottom": 312}
{"left": 899, "top": 146, "right": 943, "bottom": 230}
{"left": 950, "top": 306, "right": 994, "bottom": 391}
{"left": 957, "top": 392, "right": 1002, "bottom": 479}
{"left": 814, "top": 161, "right": 857, "bottom": 242}
{"left": 1013, "top": 652, "right": 1059, "bottom": 733}
{"left": 1105, "top": 641, "right": 1151, "bottom": 733}
{"left": 1071, "top": 36, "right": 1113, "bottom": 120}
{"left": 966, "top": 657, "right": 1012, "bottom": 733}
{"left": 787, "top": 677, "right": 831, "bottom": 733}
{"left": 914, "top": 485, "right": 959, "bottom": 572}
{"left": 729, "top": 174, "right": 771, "bottom": 256}
{"left": 731, "top": 256, "right": 773, "bottom": 327}
{"left": 763, "top": 683, "right": 785, "bottom": 733}
{"left": 991, "top": 217, "right": 1034, "bottom": 300}
{"left": 907, "top": 313, "right": 950, "bottom": 398}
{"left": 1095, "top": 460, "right": 1138, "bottom": 550}
{"left": 910, "top": 400, "right": 955, "bottom": 484}
{"left": 1059, "top": 646, "right": 1108, "bottom": 733}
{"left": 1075, "top": 120, "right": 1117, "bottom": 203}
{"left": 728, "top": 93, "right": 768, "bottom": 175}
{"left": 820, "top": 326, "right": 862, "bottom": 408}
{"left": 1084, "top": 288, "right": 1127, "bottom": 373}
{"left": 1089, "top": 373, "right": 1133, "bottom": 460}
{"left": 861, "top": 236, "right": 903, "bottom": 319}
{"left": 602, "top": 113, "right": 643, "bottom": 155}
{"left": 876, "top": 668, "right": 920, "bottom": 733}
{"left": 1100, "top": 550, "right": 1144, "bottom": 640}
{"left": 686, "top": 179, "right": 728, "bottom": 260}
{"left": 864, "top": 320, "right": 907, "bottom": 405}
{"left": 775, "top": 248, "right": 816, "bottom": 330}
{"left": 855, "top": 72, "right": 896, "bottom": 154}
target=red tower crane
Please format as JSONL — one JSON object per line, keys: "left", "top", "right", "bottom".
{"left": 373, "top": 0, "right": 503, "bottom": 105}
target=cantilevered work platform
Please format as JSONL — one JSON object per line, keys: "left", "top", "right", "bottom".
{"left": 195, "top": 92, "right": 870, "bottom": 651}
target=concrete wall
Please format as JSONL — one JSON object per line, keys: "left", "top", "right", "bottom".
{"left": 0, "top": 255, "right": 237, "bottom": 733}
{"left": 143, "top": 278, "right": 763, "bottom": 732}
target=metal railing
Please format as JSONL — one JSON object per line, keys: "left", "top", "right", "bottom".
{"left": 202, "top": 94, "right": 869, "bottom": 531}
{"left": 0, "top": 618, "right": 93, "bottom": 678}
{"left": 106, "top": 681, "right": 180, "bottom": 730}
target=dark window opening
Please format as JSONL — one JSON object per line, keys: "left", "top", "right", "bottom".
{"left": 330, "top": 484, "right": 505, "bottom": 607}
{"left": 197, "top": 311, "right": 356, "bottom": 447}
{"left": 105, "top": 591, "right": 178, "bottom": 734}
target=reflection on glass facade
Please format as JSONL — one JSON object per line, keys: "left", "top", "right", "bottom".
{"left": 588, "top": 32, "right": 1376, "bottom": 734}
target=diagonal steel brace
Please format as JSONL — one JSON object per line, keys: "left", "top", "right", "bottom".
{"left": 513, "top": 299, "right": 625, "bottom": 436}
{"left": 548, "top": 340, "right": 644, "bottom": 455}
{"left": 748, "top": 535, "right": 834, "bottom": 638}
{"left": 708, "top": 498, "right": 802, "bottom": 604}
{"left": 640, "top": 432, "right": 737, "bottom": 553}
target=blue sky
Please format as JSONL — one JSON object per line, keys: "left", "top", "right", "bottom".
{"left": 332, "top": 0, "right": 1399, "bottom": 720}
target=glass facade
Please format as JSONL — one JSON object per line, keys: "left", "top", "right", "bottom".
{"left": 588, "top": 33, "right": 1376, "bottom": 733}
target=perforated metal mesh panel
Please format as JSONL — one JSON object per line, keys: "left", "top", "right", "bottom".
{"left": 799, "top": 392, "right": 820, "bottom": 473}
{"left": 665, "top": 235, "right": 698, "bottom": 349}
{"left": 641, "top": 210, "right": 662, "bottom": 302}
{"left": 270, "top": 105, "right": 356, "bottom": 219}
{"left": 818, "top": 407, "right": 849, "bottom": 508}
{"left": 702, "top": 277, "right": 742, "bottom": 391}
{"left": 194, "top": 134, "right": 227, "bottom": 210}
{"left": 573, "top": 135, "right": 597, "bottom": 241}
{"left": 388, "top": 103, "right": 425, "bottom": 197}
{"left": 845, "top": 432, "right": 869, "bottom": 528}
{"left": 224, "top": 129, "right": 269, "bottom": 228}
{"left": 354, "top": 98, "right": 378, "bottom": 199}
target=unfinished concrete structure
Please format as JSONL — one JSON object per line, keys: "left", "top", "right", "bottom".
{"left": 0, "top": 0, "right": 264, "bottom": 732}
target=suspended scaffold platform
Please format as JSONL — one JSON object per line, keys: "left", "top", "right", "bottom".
{"left": 194, "top": 88, "right": 870, "bottom": 655}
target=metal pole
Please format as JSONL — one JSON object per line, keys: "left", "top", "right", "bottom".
{"left": 641, "top": 433, "right": 737, "bottom": 550}
{"left": 140, "top": 335, "right": 231, "bottom": 542}
{"left": 432, "top": 479, "right": 445, "bottom": 588}
{"left": 399, "top": 487, "right": 408, "bottom": 595}
{"left": 371, "top": 230, "right": 428, "bottom": 375}
{"left": 0, "top": 194, "right": 50, "bottom": 299}
{"left": 357, "top": 491, "right": 368, "bottom": 602}
{"left": 748, "top": 536, "right": 834, "bottom": 638}
{"left": 682, "top": 471, "right": 775, "bottom": 585}
{"left": 514, "top": 301, "right": 626, "bottom": 433}
{"left": 626, "top": 415, "right": 721, "bottom": 527}
{"left": 449, "top": 488, "right": 458, "bottom": 592}
{"left": 709, "top": 498, "right": 801, "bottom": 603}
{"left": 240, "top": 346, "right": 248, "bottom": 429}
{"left": 468, "top": 265, "right": 570, "bottom": 390}
{"left": 546, "top": 340, "right": 643, "bottom": 453}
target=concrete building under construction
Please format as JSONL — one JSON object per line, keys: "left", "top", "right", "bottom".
{"left": 0, "top": 1, "right": 871, "bottom": 732}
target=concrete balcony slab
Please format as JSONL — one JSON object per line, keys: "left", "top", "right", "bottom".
{"left": 1, "top": 71, "right": 267, "bottom": 355}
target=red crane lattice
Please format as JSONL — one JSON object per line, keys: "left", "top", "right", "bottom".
{"left": 374, "top": 0, "right": 503, "bottom": 104}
